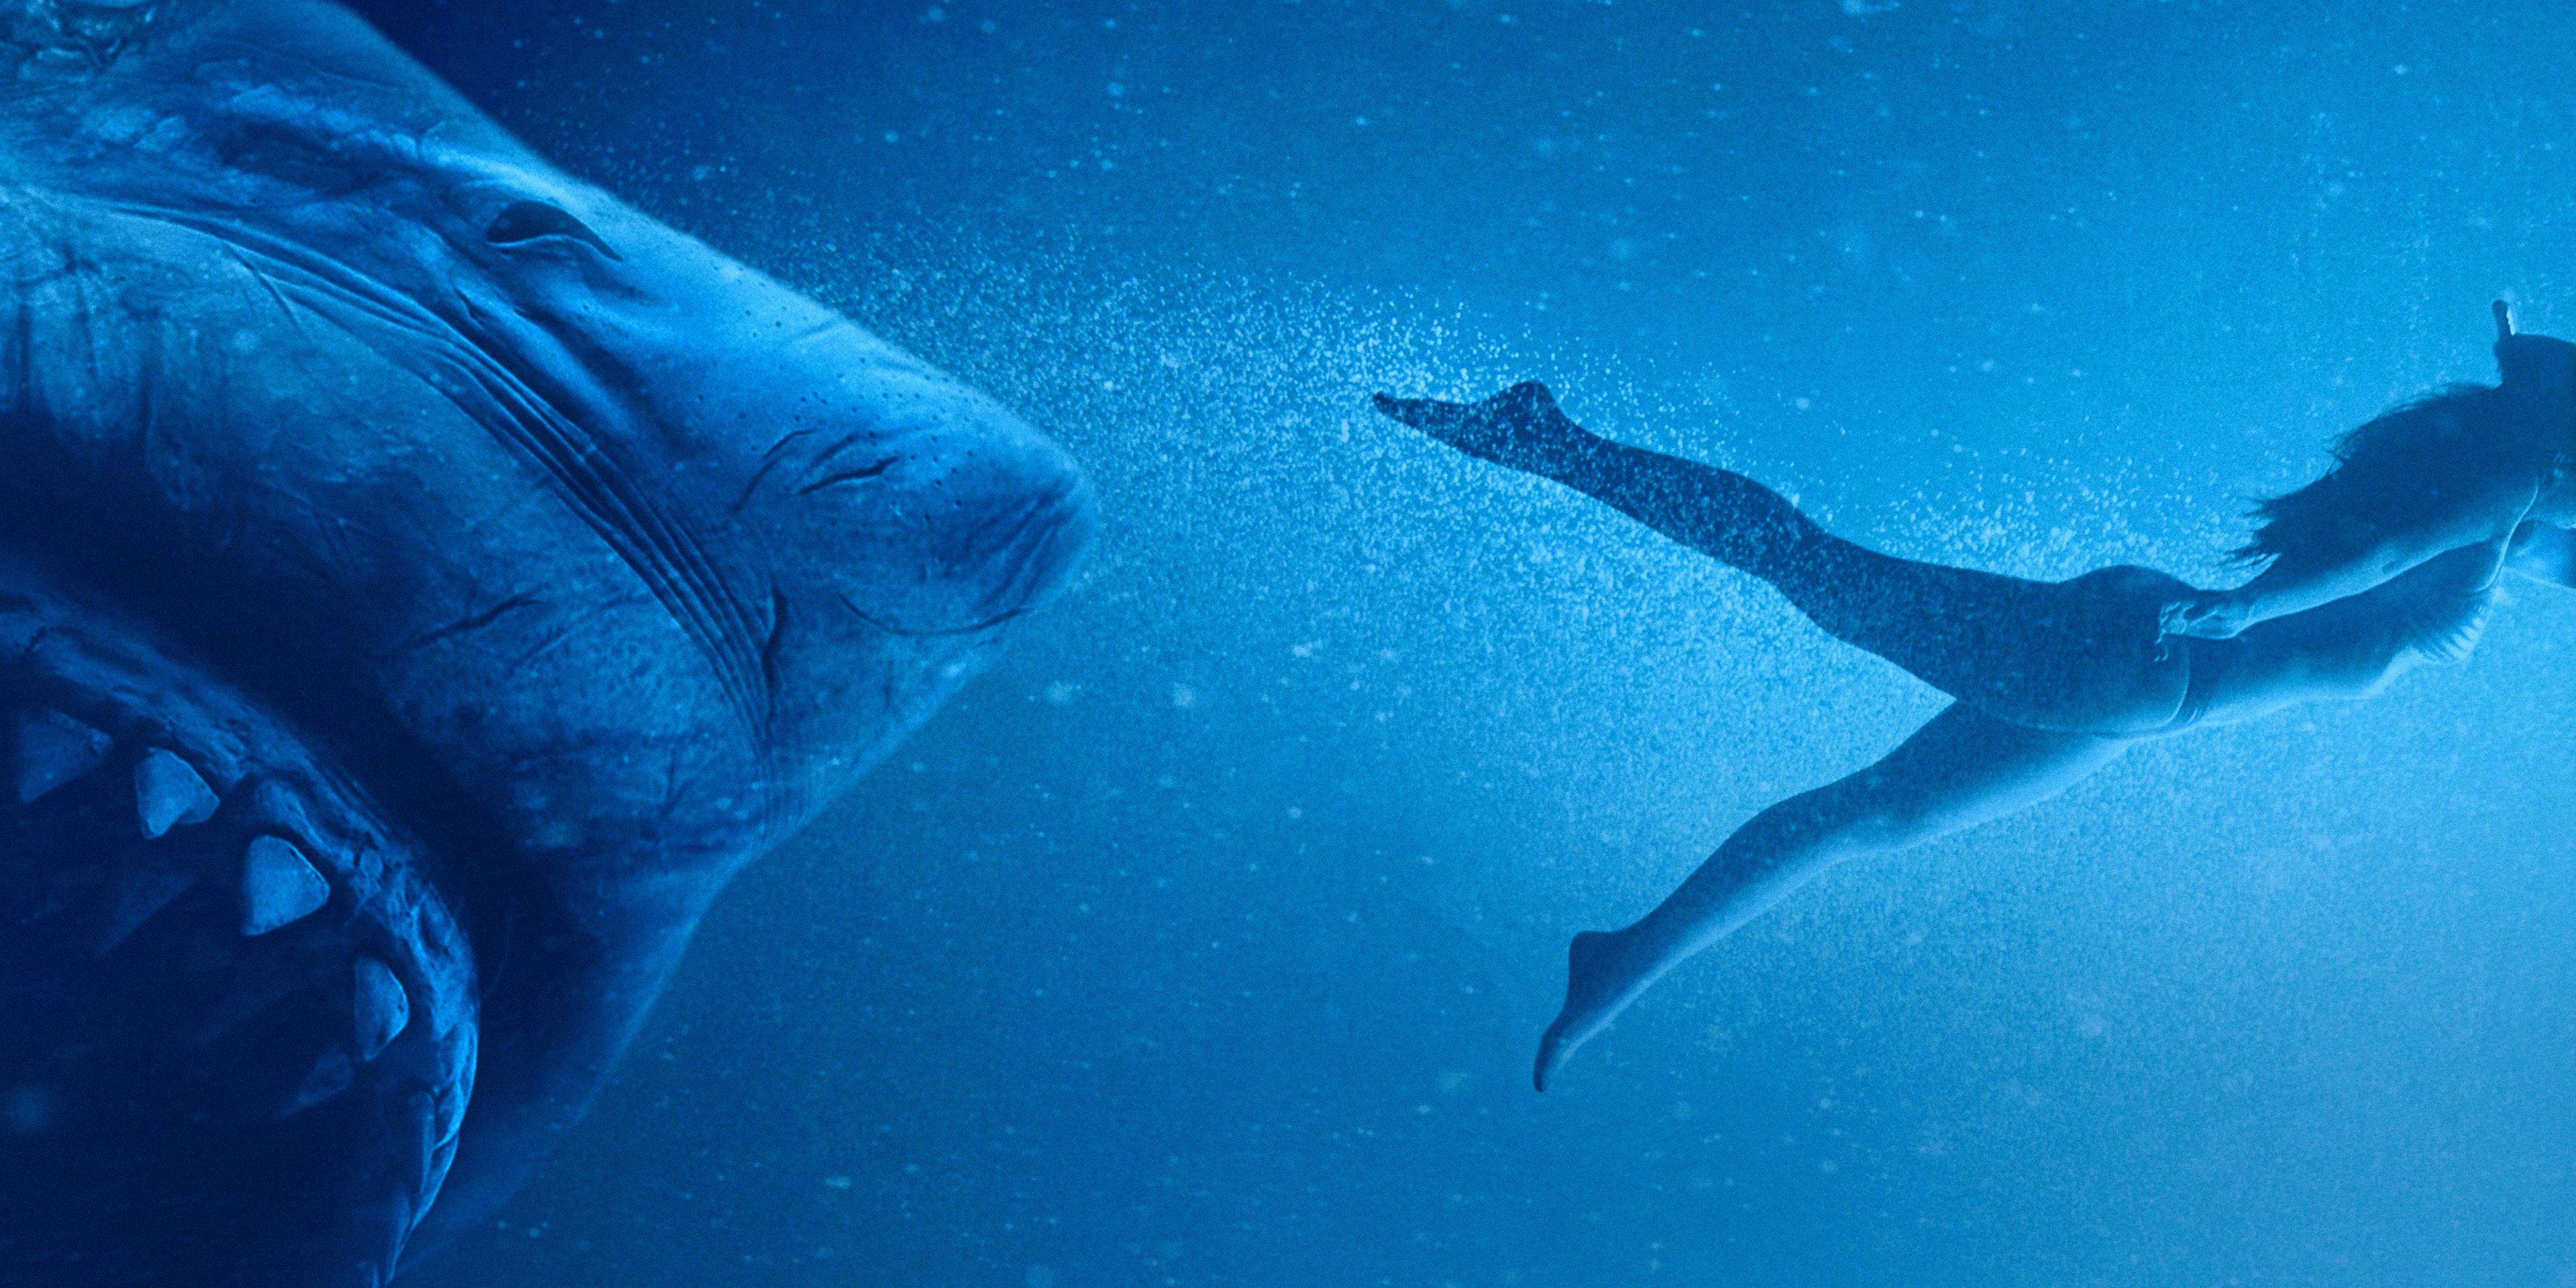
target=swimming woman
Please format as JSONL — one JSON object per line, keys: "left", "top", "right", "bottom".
{"left": 1373, "top": 304, "right": 2576, "bottom": 1091}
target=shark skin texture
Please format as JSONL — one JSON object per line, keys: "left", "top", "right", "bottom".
{"left": 0, "top": 1, "right": 1097, "bottom": 1283}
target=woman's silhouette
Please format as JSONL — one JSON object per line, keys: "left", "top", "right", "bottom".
{"left": 1374, "top": 304, "right": 2576, "bottom": 1091}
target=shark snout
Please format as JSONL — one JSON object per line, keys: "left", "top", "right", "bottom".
{"left": 965, "top": 441, "right": 1097, "bottom": 625}
{"left": 913, "top": 409, "right": 1097, "bottom": 630}
{"left": 763, "top": 375, "right": 1094, "bottom": 640}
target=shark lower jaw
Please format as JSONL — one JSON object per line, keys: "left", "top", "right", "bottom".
{"left": 0, "top": 544, "right": 480, "bottom": 1283}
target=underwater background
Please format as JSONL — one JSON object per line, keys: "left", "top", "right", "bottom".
{"left": 375, "top": 1, "right": 2576, "bottom": 1284}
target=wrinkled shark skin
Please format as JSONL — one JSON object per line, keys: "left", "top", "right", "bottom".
{"left": 0, "top": 1, "right": 1095, "bottom": 1282}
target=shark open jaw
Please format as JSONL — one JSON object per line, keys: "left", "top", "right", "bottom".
{"left": 0, "top": 1, "right": 1096, "bottom": 1282}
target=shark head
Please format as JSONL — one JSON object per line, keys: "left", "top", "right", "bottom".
{"left": 0, "top": 0, "right": 1094, "bottom": 1279}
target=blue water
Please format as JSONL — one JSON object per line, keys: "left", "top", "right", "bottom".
{"left": 381, "top": 2, "right": 2576, "bottom": 1284}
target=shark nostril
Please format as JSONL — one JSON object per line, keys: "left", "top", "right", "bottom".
{"left": 795, "top": 458, "right": 896, "bottom": 495}
{"left": 484, "top": 200, "right": 623, "bottom": 261}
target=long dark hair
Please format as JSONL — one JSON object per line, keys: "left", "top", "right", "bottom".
{"left": 2236, "top": 383, "right": 2552, "bottom": 566}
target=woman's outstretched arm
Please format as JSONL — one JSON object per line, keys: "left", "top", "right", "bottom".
{"left": 2163, "top": 477, "right": 2534, "bottom": 639}
{"left": 1375, "top": 382, "right": 2197, "bottom": 735}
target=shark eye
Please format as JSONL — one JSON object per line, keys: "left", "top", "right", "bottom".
{"left": 484, "top": 200, "right": 623, "bottom": 261}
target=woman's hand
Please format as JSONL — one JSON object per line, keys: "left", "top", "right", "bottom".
{"left": 2159, "top": 591, "right": 2249, "bottom": 640}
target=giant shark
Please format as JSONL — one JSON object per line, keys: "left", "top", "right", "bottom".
{"left": 0, "top": 1, "right": 1095, "bottom": 1281}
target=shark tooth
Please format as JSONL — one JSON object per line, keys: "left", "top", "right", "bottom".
{"left": 13, "top": 708, "right": 110, "bottom": 804}
{"left": 133, "top": 749, "right": 219, "bottom": 839}
{"left": 240, "top": 836, "right": 329, "bottom": 936}
{"left": 352, "top": 957, "right": 410, "bottom": 1061}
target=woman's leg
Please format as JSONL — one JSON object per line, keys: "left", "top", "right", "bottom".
{"left": 1534, "top": 702, "right": 2131, "bottom": 1090}
{"left": 1375, "top": 383, "right": 2194, "bottom": 734}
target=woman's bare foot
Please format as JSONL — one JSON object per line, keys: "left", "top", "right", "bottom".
{"left": 1533, "top": 928, "right": 1656, "bottom": 1091}
{"left": 1371, "top": 381, "right": 1593, "bottom": 476}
